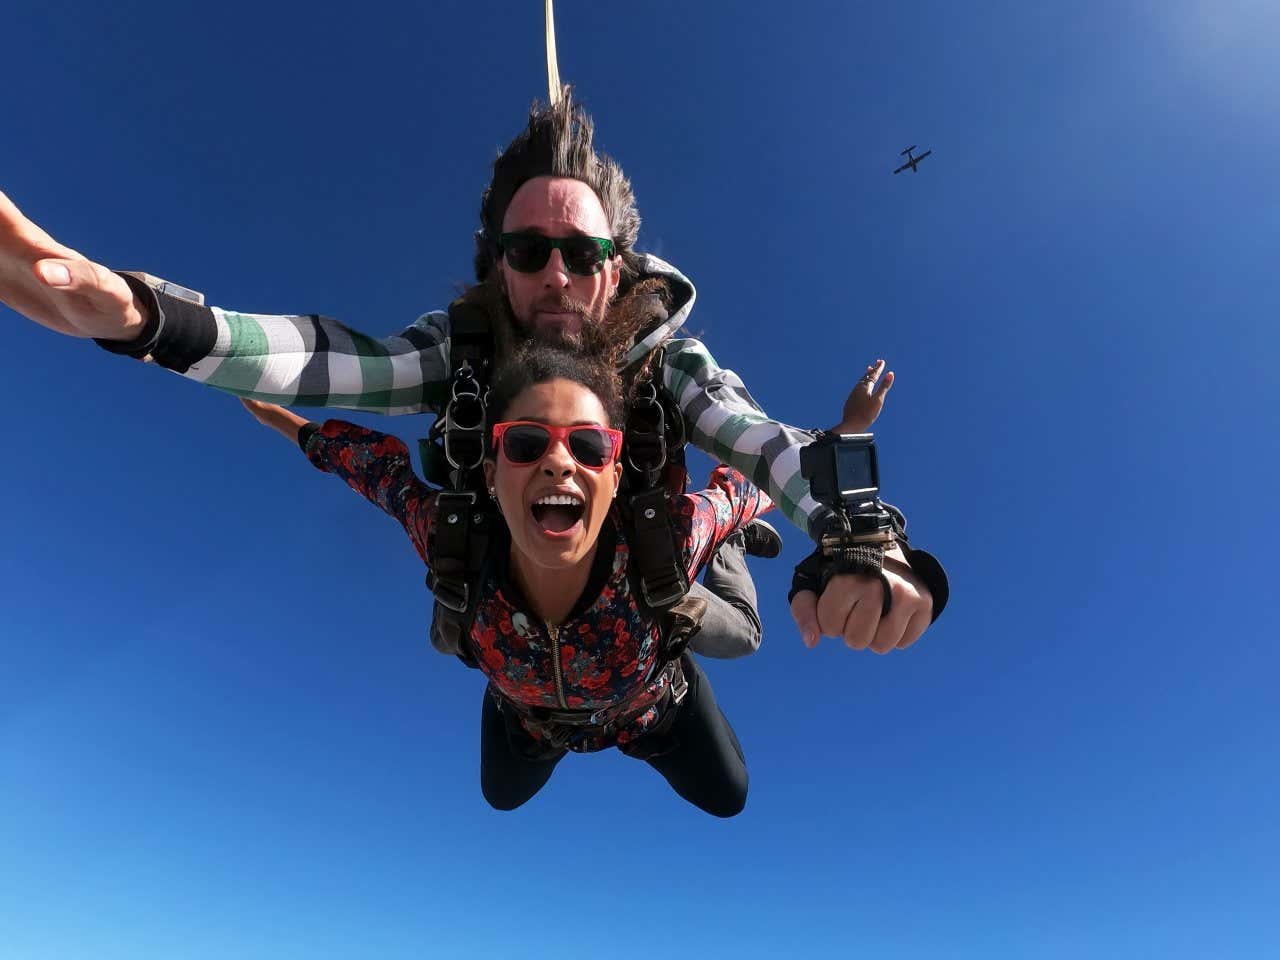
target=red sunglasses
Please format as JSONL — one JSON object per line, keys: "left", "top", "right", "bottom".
{"left": 491, "top": 420, "right": 622, "bottom": 471}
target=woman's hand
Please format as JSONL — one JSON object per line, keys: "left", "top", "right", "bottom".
{"left": 830, "top": 359, "right": 894, "bottom": 434}
{"left": 241, "top": 398, "right": 309, "bottom": 444}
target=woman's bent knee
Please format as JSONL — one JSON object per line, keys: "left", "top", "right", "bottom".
{"left": 482, "top": 784, "right": 532, "bottom": 812}
{"left": 700, "top": 775, "right": 749, "bottom": 818}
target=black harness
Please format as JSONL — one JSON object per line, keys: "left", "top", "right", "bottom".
{"left": 421, "top": 299, "right": 706, "bottom": 699}
{"left": 422, "top": 298, "right": 499, "bottom": 667}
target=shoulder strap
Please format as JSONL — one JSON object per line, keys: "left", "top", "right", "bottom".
{"left": 424, "top": 295, "right": 498, "bottom": 665}
{"left": 421, "top": 295, "right": 495, "bottom": 485}
{"left": 654, "top": 379, "right": 688, "bottom": 496}
{"left": 619, "top": 348, "right": 691, "bottom": 614}
{"left": 426, "top": 491, "right": 497, "bottom": 666}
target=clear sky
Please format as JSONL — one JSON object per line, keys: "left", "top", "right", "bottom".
{"left": 2, "top": 2, "right": 1277, "bottom": 957}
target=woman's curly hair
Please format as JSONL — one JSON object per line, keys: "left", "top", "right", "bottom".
{"left": 486, "top": 332, "right": 627, "bottom": 445}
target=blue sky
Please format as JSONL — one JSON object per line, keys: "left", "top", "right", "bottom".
{"left": 2, "top": 1, "right": 1277, "bottom": 957}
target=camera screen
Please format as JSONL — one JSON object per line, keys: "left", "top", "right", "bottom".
{"left": 836, "top": 442, "right": 877, "bottom": 495}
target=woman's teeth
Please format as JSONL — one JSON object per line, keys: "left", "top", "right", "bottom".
{"left": 530, "top": 493, "right": 585, "bottom": 534}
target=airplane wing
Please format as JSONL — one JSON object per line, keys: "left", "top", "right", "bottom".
{"left": 916, "top": 150, "right": 933, "bottom": 163}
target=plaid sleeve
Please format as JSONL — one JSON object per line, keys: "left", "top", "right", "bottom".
{"left": 661, "top": 337, "right": 832, "bottom": 540}
{"left": 143, "top": 287, "right": 452, "bottom": 415}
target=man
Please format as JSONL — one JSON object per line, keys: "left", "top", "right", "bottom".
{"left": 0, "top": 92, "right": 944, "bottom": 653}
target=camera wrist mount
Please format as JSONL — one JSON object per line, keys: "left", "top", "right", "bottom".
{"left": 797, "top": 431, "right": 899, "bottom": 616}
{"left": 822, "top": 533, "right": 888, "bottom": 575}
{"left": 817, "top": 506, "right": 896, "bottom": 615}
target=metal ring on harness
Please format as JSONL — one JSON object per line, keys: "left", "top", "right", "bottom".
{"left": 624, "top": 379, "right": 666, "bottom": 477}
{"left": 443, "top": 363, "right": 487, "bottom": 472}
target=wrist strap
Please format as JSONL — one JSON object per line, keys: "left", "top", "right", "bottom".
{"left": 789, "top": 544, "right": 893, "bottom": 618}
{"left": 823, "top": 541, "right": 891, "bottom": 617}
{"left": 93, "top": 273, "right": 163, "bottom": 359}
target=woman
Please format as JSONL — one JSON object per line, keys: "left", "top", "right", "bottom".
{"left": 243, "top": 340, "right": 772, "bottom": 817}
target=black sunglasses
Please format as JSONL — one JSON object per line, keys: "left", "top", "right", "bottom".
{"left": 499, "top": 232, "right": 616, "bottom": 276}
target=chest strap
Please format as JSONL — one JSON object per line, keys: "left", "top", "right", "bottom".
{"left": 426, "top": 296, "right": 497, "bottom": 664}
{"left": 622, "top": 369, "right": 690, "bottom": 613}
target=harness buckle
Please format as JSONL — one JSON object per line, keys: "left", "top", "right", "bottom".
{"left": 436, "top": 490, "right": 479, "bottom": 510}
{"left": 427, "top": 571, "right": 470, "bottom": 614}
{"left": 640, "top": 575, "right": 686, "bottom": 609}
{"left": 668, "top": 659, "right": 689, "bottom": 705}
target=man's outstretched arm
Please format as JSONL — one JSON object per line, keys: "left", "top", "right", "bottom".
{"left": 661, "top": 336, "right": 838, "bottom": 539}
{"left": 660, "top": 337, "right": 947, "bottom": 649}
{"left": 0, "top": 190, "right": 451, "bottom": 415}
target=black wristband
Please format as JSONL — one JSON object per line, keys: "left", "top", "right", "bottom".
{"left": 788, "top": 547, "right": 826, "bottom": 605}
{"left": 93, "top": 272, "right": 163, "bottom": 359}
{"left": 297, "top": 423, "right": 320, "bottom": 453}
{"left": 903, "top": 547, "right": 949, "bottom": 623}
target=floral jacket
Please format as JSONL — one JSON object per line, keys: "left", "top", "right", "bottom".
{"left": 303, "top": 420, "right": 772, "bottom": 751}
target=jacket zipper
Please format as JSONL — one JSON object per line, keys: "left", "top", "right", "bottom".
{"left": 547, "top": 622, "right": 568, "bottom": 709}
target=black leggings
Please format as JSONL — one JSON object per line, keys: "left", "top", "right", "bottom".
{"left": 479, "top": 656, "right": 748, "bottom": 818}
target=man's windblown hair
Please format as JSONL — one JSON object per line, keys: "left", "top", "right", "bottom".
{"left": 475, "top": 88, "right": 642, "bottom": 285}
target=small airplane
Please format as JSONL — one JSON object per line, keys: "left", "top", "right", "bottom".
{"left": 893, "top": 145, "right": 933, "bottom": 175}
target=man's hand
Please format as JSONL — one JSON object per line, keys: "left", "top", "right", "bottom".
{"left": 0, "top": 190, "right": 147, "bottom": 341}
{"left": 831, "top": 359, "right": 894, "bottom": 434}
{"left": 789, "top": 545, "right": 933, "bottom": 653}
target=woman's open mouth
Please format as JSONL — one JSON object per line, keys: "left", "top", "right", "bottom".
{"left": 530, "top": 493, "right": 585, "bottom": 538}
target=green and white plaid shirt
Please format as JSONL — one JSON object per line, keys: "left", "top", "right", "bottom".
{"left": 149, "top": 255, "right": 831, "bottom": 538}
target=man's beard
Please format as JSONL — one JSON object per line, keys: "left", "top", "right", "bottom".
{"left": 519, "top": 292, "right": 605, "bottom": 349}
{"left": 481, "top": 272, "right": 669, "bottom": 367}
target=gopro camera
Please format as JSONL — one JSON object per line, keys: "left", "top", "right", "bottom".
{"left": 800, "top": 433, "right": 895, "bottom": 549}
{"left": 801, "top": 433, "right": 880, "bottom": 508}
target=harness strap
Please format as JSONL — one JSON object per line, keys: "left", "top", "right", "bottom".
{"left": 426, "top": 493, "right": 495, "bottom": 663}
{"left": 625, "top": 487, "right": 689, "bottom": 610}
{"left": 620, "top": 351, "right": 692, "bottom": 613}
{"left": 427, "top": 492, "right": 481, "bottom": 613}
{"left": 425, "top": 296, "right": 498, "bottom": 663}
{"left": 447, "top": 297, "right": 494, "bottom": 374}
